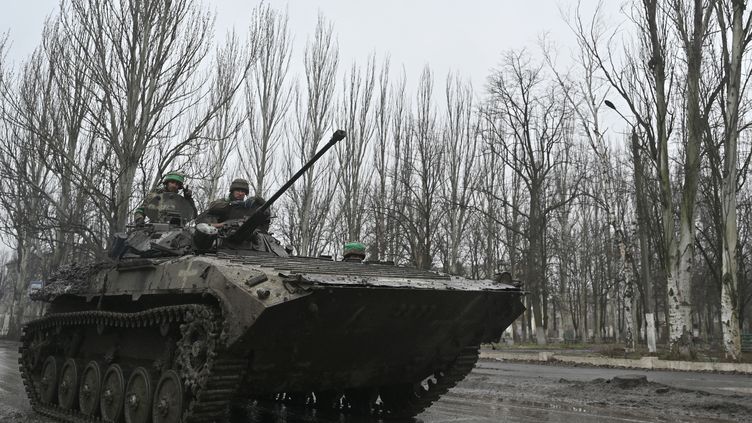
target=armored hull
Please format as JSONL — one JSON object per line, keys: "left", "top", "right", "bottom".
{"left": 19, "top": 252, "right": 524, "bottom": 422}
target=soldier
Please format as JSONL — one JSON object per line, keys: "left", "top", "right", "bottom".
{"left": 133, "top": 171, "right": 197, "bottom": 225}
{"left": 200, "top": 178, "right": 270, "bottom": 231}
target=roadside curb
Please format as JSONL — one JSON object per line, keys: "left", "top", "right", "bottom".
{"left": 480, "top": 350, "right": 752, "bottom": 374}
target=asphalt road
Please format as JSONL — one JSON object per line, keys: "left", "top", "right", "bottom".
{"left": 2, "top": 340, "right": 750, "bottom": 422}
{"left": 0, "top": 340, "right": 28, "bottom": 410}
{"left": 473, "top": 360, "right": 752, "bottom": 396}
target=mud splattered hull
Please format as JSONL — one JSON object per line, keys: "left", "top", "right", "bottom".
{"left": 238, "top": 285, "right": 525, "bottom": 394}
{"left": 21, "top": 253, "right": 525, "bottom": 421}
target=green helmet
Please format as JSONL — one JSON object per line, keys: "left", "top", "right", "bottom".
{"left": 229, "top": 178, "right": 250, "bottom": 194}
{"left": 343, "top": 242, "right": 366, "bottom": 259}
{"left": 162, "top": 171, "right": 185, "bottom": 186}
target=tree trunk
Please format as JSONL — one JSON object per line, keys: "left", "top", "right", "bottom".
{"left": 7, "top": 240, "right": 33, "bottom": 339}
{"left": 665, "top": 0, "right": 711, "bottom": 358}
{"left": 718, "top": 0, "right": 745, "bottom": 361}
{"left": 631, "top": 130, "right": 657, "bottom": 352}
{"left": 113, "top": 163, "right": 139, "bottom": 238}
{"left": 528, "top": 187, "right": 547, "bottom": 345}
{"left": 621, "top": 241, "right": 636, "bottom": 350}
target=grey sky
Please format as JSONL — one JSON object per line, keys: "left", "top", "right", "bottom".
{"left": 2, "top": 1, "right": 617, "bottom": 90}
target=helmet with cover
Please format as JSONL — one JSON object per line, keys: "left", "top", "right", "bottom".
{"left": 162, "top": 171, "right": 186, "bottom": 188}
{"left": 343, "top": 242, "right": 366, "bottom": 260}
{"left": 229, "top": 178, "right": 250, "bottom": 195}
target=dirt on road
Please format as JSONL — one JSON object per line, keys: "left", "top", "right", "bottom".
{"left": 454, "top": 360, "right": 752, "bottom": 422}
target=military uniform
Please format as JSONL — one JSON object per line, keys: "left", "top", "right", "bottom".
{"left": 200, "top": 194, "right": 270, "bottom": 231}
{"left": 133, "top": 172, "right": 197, "bottom": 225}
{"left": 198, "top": 178, "right": 271, "bottom": 232}
{"left": 133, "top": 187, "right": 198, "bottom": 224}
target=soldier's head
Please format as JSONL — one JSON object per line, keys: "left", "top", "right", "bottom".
{"left": 229, "top": 178, "right": 250, "bottom": 201}
{"left": 162, "top": 172, "right": 185, "bottom": 193}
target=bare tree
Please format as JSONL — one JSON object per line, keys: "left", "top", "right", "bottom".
{"left": 439, "top": 73, "right": 478, "bottom": 275}
{"left": 283, "top": 14, "right": 339, "bottom": 256}
{"left": 61, "top": 0, "right": 245, "bottom": 237}
{"left": 487, "top": 51, "right": 578, "bottom": 344}
{"left": 370, "top": 58, "right": 394, "bottom": 261}
{"left": 384, "top": 71, "right": 410, "bottom": 263}
{"left": 36, "top": 15, "right": 104, "bottom": 264}
{"left": 336, "top": 56, "right": 376, "bottom": 243}
{"left": 241, "top": 3, "right": 292, "bottom": 198}
{"left": 713, "top": 0, "right": 750, "bottom": 360}
{"left": 663, "top": 0, "right": 715, "bottom": 355}
{"left": 474, "top": 115, "right": 519, "bottom": 280}
{"left": 188, "top": 33, "right": 246, "bottom": 209}
{"left": 571, "top": 0, "right": 718, "bottom": 355}
{"left": 0, "top": 45, "right": 54, "bottom": 337}
{"left": 395, "top": 67, "right": 443, "bottom": 270}
{"left": 543, "top": 32, "right": 641, "bottom": 348}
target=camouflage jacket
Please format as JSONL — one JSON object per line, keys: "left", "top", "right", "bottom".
{"left": 198, "top": 194, "right": 270, "bottom": 231}
{"left": 133, "top": 187, "right": 197, "bottom": 224}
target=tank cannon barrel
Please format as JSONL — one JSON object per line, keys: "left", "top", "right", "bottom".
{"left": 227, "top": 129, "right": 346, "bottom": 242}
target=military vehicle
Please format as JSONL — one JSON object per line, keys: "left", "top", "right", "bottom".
{"left": 19, "top": 130, "right": 525, "bottom": 423}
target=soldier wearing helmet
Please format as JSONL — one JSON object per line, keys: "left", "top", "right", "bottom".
{"left": 133, "top": 171, "right": 198, "bottom": 225}
{"left": 199, "top": 178, "right": 271, "bottom": 231}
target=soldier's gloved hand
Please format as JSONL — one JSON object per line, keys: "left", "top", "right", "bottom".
{"left": 183, "top": 187, "right": 193, "bottom": 199}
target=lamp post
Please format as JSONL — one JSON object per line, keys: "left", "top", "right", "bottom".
{"left": 604, "top": 100, "right": 631, "bottom": 124}
{"left": 604, "top": 99, "right": 657, "bottom": 354}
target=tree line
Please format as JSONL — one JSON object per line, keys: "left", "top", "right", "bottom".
{"left": 0, "top": 0, "right": 749, "bottom": 360}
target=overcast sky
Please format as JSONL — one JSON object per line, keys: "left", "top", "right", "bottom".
{"left": 2, "top": 1, "right": 621, "bottom": 91}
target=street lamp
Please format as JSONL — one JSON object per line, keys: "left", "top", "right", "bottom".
{"left": 604, "top": 99, "right": 633, "bottom": 129}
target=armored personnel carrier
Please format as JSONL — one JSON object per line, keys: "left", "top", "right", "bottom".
{"left": 19, "top": 130, "right": 525, "bottom": 423}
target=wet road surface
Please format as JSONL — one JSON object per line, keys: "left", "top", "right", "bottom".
{"left": 0, "top": 340, "right": 28, "bottom": 410}
{"left": 472, "top": 360, "right": 752, "bottom": 396}
{"left": 2, "top": 340, "right": 749, "bottom": 422}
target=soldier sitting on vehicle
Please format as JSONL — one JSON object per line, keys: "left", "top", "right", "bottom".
{"left": 198, "top": 178, "right": 271, "bottom": 232}
{"left": 133, "top": 171, "right": 197, "bottom": 226}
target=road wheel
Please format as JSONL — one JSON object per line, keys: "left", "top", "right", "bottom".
{"left": 39, "top": 355, "right": 61, "bottom": 404}
{"left": 100, "top": 364, "right": 126, "bottom": 422}
{"left": 152, "top": 370, "right": 184, "bottom": 423}
{"left": 79, "top": 361, "right": 102, "bottom": 416}
{"left": 57, "top": 358, "right": 80, "bottom": 409}
{"left": 124, "top": 367, "right": 154, "bottom": 423}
